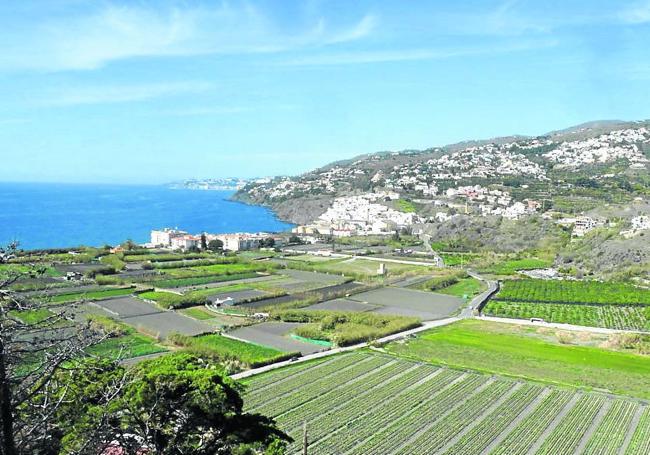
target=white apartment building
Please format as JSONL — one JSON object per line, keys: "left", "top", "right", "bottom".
{"left": 170, "top": 235, "right": 200, "bottom": 250}
{"left": 213, "top": 233, "right": 261, "bottom": 251}
{"left": 573, "top": 216, "right": 601, "bottom": 237}
{"left": 150, "top": 228, "right": 187, "bottom": 247}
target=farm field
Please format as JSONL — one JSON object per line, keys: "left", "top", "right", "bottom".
{"left": 242, "top": 351, "right": 650, "bottom": 454}
{"left": 285, "top": 256, "right": 434, "bottom": 278}
{"left": 146, "top": 272, "right": 260, "bottom": 289}
{"left": 385, "top": 319, "right": 650, "bottom": 399}
{"left": 87, "top": 332, "right": 167, "bottom": 360}
{"left": 168, "top": 333, "right": 295, "bottom": 368}
{"left": 48, "top": 286, "right": 136, "bottom": 303}
{"left": 484, "top": 300, "right": 650, "bottom": 331}
{"left": 496, "top": 279, "right": 650, "bottom": 305}
{"left": 437, "top": 277, "right": 486, "bottom": 299}
{"left": 484, "top": 279, "right": 650, "bottom": 331}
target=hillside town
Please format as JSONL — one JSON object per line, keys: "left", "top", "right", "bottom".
{"left": 542, "top": 127, "right": 650, "bottom": 169}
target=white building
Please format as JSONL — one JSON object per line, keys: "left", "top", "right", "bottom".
{"left": 170, "top": 235, "right": 200, "bottom": 250}
{"left": 573, "top": 217, "right": 601, "bottom": 237}
{"left": 150, "top": 228, "right": 187, "bottom": 247}
{"left": 213, "top": 233, "right": 261, "bottom": 251}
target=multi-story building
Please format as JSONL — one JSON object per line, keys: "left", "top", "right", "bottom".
{"left": 170, "top": 235, "right": 200, "bottom": 250}
{"left": 213, "top": 233, "right": 261, "bottom": 251}
{"left": 150, "top": 228, "right": 187, "bottom": 247}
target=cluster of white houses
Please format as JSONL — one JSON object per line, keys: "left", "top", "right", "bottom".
{"left": 149, "top": 228, "right": 273, "bottom": 251}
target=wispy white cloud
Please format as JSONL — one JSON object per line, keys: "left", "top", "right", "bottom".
{"left": 619, "top": 1, "right": 650, "bottom": 24}
{"left": 42, "top": 81, "right": 214, "bottom": 106}
{"left": 279, "top": 40, "right": 558, "bottom": 66}
{"left": 0, "top": 3, "right": 375, "bottom": 72}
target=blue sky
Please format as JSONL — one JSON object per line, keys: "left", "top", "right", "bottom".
{"left": 1, "top": 0, "right": 649, "bottom": 184}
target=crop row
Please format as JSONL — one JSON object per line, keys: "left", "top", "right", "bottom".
{"left": 353, "top": 375, "right": 491, "bottom": 454}
{"left": 276, "top": 360, "right": 408, "bottom": 431}
{"left": 442, "top": 384, "right": 542, "bottom": 455}
{"left": 397, "top": 380, "right": 514, "bottom": 454}
{"left": 242, "top": 356, "right": 333, "bottom": 392}
{"left": 286, "top": 363, "right": 440, "bottom": 451}
{"left": 252, "top": 356, "right": 390, "bottom": 416}
{"left": 497, "top": 279, "right": 650, "bottom": 306}
{"left": 535, "top": 394, "right": 606, "bottom": 455}
{"left": 490, "top": 389, "right": 574, "bottom": 455}
{"left": 627, "top": 406, "right": 650, "bottom": 455}
{"left": 484, "top": 300, "right": 649, "bottom": 331}
{"left": 583, "top": 400, "right": 639, "bottom": 455}
{"left": 243, "top": 353, "right": 366, "bottom": 409}
{"left": 310, "top": 368, "right": 465, "bottom": 454}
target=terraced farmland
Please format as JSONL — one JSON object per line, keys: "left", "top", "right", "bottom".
{"left": 242, "top": 352, "right": 650, "bottom": 455}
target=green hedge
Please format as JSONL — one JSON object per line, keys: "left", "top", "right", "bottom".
{"left": 272, "top": 309, "right": 420, "bottom": 346}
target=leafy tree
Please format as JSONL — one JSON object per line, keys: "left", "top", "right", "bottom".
{"left": 207, "top": 239, "right": 224, "bottom": 252}
{"left": 120, "top": 239, "right": 138, "bottom": 251}
{"left": 200, "top": 233, "right": 208, "bottom": 251}
{"left": 56, "top": 353, "right": 290, "bottom": 454}
{"left": 259, "top": 238, "right": 275, "bottom": 248}
{"left": 288, "top": 235, "right": 302, "bottom": 245}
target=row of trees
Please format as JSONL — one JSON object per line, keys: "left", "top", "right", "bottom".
{"left": 0, "top": 243, "right": 288, "bottom": 454}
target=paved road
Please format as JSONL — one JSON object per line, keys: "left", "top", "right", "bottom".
{"left": 462, "top": 271, "right": 499, "bottom": 318}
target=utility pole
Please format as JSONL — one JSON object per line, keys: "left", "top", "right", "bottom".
{"left": 302, "top": 421, "right": 308, "bottom": 455}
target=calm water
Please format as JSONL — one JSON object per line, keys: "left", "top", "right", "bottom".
{"left": 0, "top": 183, "right": 293, "bottom": 250}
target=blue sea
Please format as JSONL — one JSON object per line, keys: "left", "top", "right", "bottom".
{"left": 0, "top": 183, "right": 293, "bottom": 250}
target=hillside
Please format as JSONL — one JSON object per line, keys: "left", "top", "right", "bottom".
{"left": 234, "top": 120, "right": 650, "bottom": 222}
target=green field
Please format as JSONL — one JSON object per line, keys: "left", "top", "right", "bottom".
{"left": 49, "top": 287, "right": 135, "bottom": 303}
{"left": 484, "top": 278, "right": 650, "bottom": 330}
{"left": 0, "top": 263, "right": 61, "bottom": 277}
{"left": 385, "top": 319, "right": 650, "bottom": 399}
{"left": 147, "top": 272, "right": 260, "bottom": 288}
{"left": 438, "top": 252, "right": 480, "bottom": 267}
{"left": 242, "top": 351, "right": 650, "bottom": 454}
{"left": 484, "top": 300, "right": 650, "bottom": 331}
{"left": 87, "top": 333, "right": 167, "bottom": 360}
{"left": 286, "top": 257, "right": 434, "bottom": 278}
{"left": 437, "top": 277, "right": 486, "bottom": 299}
{"left": 9, "top": 308, "right": 54, "bottom": 324}
{"left": 168, "top": 333, "right": 295, "bottom": 368}
{"left": 394, "top": 199, "right": 417, "bottom": 213}
{"left": 180, "top": 306, "right": 219, "bottom": 320}
{"left": 160, "top": 262, "right": 272, "bottom": 278}
{"left": 496, "top": 279, "right": 650, "bottom": 305}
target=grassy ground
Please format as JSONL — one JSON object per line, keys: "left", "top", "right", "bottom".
{"left": 0, "top": 263, "right": 61, "bottom": 277}
{"left": 168, "top": 333, "right": 295, "bottom": 367}
{"left": 180, "top": 306, "right": 219, "bottom": 320}
{"left": 88, "top": 333, "right": 167, "bottom": 360}
{"left": 385, "top": 319, "right": 650, "bottom": 399}
{"left": 437, "top": 277, "right": 486, "bottom": 299}
{"left": 9, "top": 308, "right": 53, "bottom": 324}
{"left": 49, "top": 287, "right": 135, "bottom": 303}
{"left": 294, "top": 257, "right": 433, "bottom": 277}
{"left": 395, "top": 199, "right": 417, "bottom": 213}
